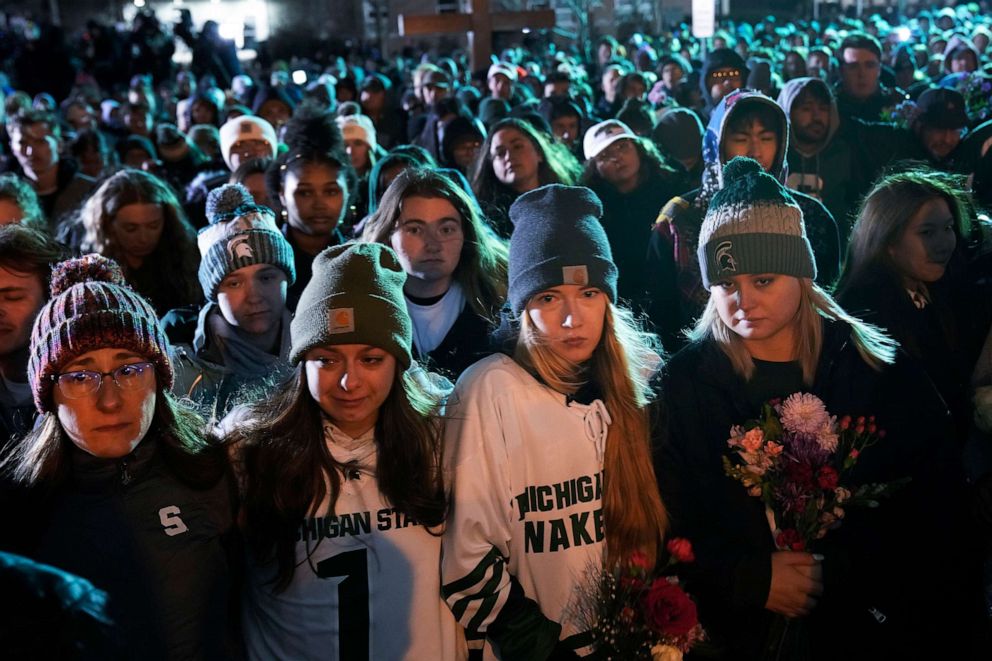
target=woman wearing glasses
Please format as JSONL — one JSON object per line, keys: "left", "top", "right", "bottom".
{"left": 1, "top": 254, "right": 235, "bottom": 659}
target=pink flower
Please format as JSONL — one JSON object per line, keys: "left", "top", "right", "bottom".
{"left": 741, "top": 428, "right": 765, "bottom": 453}
{"left": 816, "top": 466, "right": 839, "bottom": 490}
{"left": 765, "top": 441, "right": 784, "bottom": 456}
{"left": 666, "top": 538, "right": 695, "bottom": 563}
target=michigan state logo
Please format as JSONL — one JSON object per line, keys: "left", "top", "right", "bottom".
{"left": 715, "top": 240, "right": 737, "bottom": 273}
{"left": 227, "top": 235, "right": 254, "bottom": 261}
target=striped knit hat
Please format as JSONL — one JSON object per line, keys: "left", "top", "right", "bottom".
{"left": 697, "top": 157, "right": 816, "bottom": 288}
{"left": 197, "top": 184, "right": 295, "bottom": 301}
{"left": 28, "top": 255, "right": 173, "bottom": 413}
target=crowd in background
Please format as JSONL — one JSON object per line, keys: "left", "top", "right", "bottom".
{"left": 0, "top": 2, "right": 992, "bottom": 659}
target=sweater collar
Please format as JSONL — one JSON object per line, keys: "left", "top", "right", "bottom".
{"left": 69, "top": 434, "right": 157, "bottom": 492}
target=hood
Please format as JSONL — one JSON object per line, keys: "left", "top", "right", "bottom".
{"left": 699, "top": 48, "right": 749, "bottom": 109}
{"left": 777, "top": 77, "right": 840, "bottom": 157}
{"left": 943, "top": 35, "right": 981, "bottom": 73}
{"left": 698, "top": 89, "right": 789, "bottom": 204}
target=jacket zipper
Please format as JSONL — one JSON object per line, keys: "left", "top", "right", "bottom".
{"left": 119, "top": 458, "right": 132, "bottom": 487}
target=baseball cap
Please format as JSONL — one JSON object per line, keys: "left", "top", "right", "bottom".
{"left": 916, "top": 87, "right": 969, "bottom": 130}
{"left": 488, "top": 62, "right": 518, "bottom": 83}
{"left": 583, "top": 119, "right": 638, "bottom": 160}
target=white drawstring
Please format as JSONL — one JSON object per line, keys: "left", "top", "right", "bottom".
{"left": 582, "top": 399, "right": 613, "bottom": 462}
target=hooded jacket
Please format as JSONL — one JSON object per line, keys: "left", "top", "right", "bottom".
{"left": 643, "top": 90, "right": 841, "bottom": 350}
{"left": 778, "top": 78, "right": 873, "bottom": 233}
{"left": 168, "top": 302, "right": 293, "bottom": 418}
{"left": 698, "top": 48, "right": 750, "bottom": 121}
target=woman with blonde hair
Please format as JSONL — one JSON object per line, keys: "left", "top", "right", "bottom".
{"left": 361, "top": 167, "right": 507, "bottom": 379}
{"left": 442, "top": 184, "right": 668, "bottom": 659}
{"left": 656, "top": 157, "right": 984, "bottom": 660}
{"left": 77, "top": 169, "right": 201, "bottom": 315}
{"left": 471, "top": 118, "right": 582, "bottom": 238}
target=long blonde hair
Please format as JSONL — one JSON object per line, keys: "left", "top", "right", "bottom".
{"left": 515, "top": 304, "right": 668, "bottom": 567}
{"left": 690, "top": 278, "right": 898, "bottom": 384}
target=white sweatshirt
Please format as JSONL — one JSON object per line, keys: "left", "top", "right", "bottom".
{"left": 442, "top": 354, "right": 610, "bottom": 659}
{"left": 241, "top": 421, "right": 467, "bottom": 661}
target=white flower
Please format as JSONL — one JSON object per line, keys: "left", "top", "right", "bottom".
{"left": 779, "top": 393, "right": 830, "bottom": 436}
{"left": 651, "top": 644, "right": 684, "bottom": 661}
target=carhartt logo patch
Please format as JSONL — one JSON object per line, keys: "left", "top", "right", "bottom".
{"left": 716, "top": 241, "right": 737, "bottom": 273}
{"left": 227, "top": 235, "right": 254, "bottom": 260}
{"left": 329, "top": 308, "right": 355, "bottom": 334}
{"left": 562, "top": 265, "right": 589, "bottom": 285}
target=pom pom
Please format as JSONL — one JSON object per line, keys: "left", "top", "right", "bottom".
{"left": 206, "top": 184, "right": 254, "bottom": 224}
{"left": 50, "top": 254, "right": 126, "bottom": 296}
{"left": 722, "top": 156, "right": 763, "bottom": 182}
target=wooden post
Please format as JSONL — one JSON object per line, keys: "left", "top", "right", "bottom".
{"left": 399, "top": 0, "right": 556, "bottom": 71}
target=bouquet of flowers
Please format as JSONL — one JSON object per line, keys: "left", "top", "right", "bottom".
{"left": 947, "top": 72, "right": 992, "bottom": 126}
{"left": 573, "top": 539, "right": 706, "bottom": 661}
{"left": 722, "top": 393, "right": 908, "bottom": 660}
{"left": 722, "top": 392, "right": 906, "bottom": 550}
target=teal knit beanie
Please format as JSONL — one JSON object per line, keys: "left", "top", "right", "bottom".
{"left": 289, "top": 243, "right": 412, "bottom": 368}
{"left": 697, "top": 157, "right": 816, "bottom": 288}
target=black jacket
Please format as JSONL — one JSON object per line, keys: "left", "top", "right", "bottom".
{"left": 655, "top": 320, "right": 984, "bottom": 660}
{"left": 4, "top": 438, "right": 236, "bottom": 660}
{"left": 414, "top": 304, "right": 494, "bottom": 382}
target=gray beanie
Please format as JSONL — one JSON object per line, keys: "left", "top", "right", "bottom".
{"left": 698, "top": 157, "right": 815, "bottom": 288}
{"left": 290, "top": 243, "right": 412, "bottom": 368}
{"left": 507, "top": 184, "right": 617, "bottom": 315}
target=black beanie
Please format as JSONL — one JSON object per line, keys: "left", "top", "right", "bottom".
{"left": 290, "top": 243, "right": 412, "bottom": 368}
{"left": 507, "top": 184, "right": 617, "bottom": 315}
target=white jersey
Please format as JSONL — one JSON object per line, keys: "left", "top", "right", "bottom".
{"left": 241, "top": 422, "right": 466, "bottom": 661}
{"left": 442, "top": 354, "right": 609, "bottom": 659}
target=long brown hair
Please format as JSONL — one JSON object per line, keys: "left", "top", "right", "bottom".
{"left": 78, "top": 169, "right": 200, "bottom": 305}
{"left": 515, "top": 304, "right": 668, "bottom": 567}
{"left": 361, "top": 167, "right": 508, "bottom": 320}
{"left": 3, "top": 388, "right": 225, "bottom": 490}
{"left": 471, "top": 118, "right": 582, "bottom": 205}
{"left": 230, "top": 362, "right": 446, "bottom": 590}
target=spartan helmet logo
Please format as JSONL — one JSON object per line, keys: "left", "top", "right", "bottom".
{"left": 227, "top": 235, "right": 254, "bottom": 261}
{"left": 715, "top": 240, "right": 737, "bottom": 273}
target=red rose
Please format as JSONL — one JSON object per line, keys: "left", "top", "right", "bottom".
{"left": 666, "top": 538, "right": 695, "bottom": 563}
{"left": 839, "top": 416, "right": 852, "bottom": 430}
{"left": 628, "top": 550, "right": 652, "bottom": 571}
{"left": 641, "top": 578, "right": 698, "bottom": 637}
{"left": 816, "top": 466, "right": 839, "bottom": 490}
{"left": 776, "top": 528, "right": 806, "bottom": 551}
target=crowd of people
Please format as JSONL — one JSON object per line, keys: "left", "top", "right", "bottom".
{"left": 1, "top": 3, "right": 992, "bottom": 659}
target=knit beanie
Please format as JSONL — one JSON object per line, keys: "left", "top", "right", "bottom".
{"left": 28, "top": 255, "right": 173, "bottom": 414}
{"left": 336, "top": 114, "right": 378, "bottom": 152}
{"left": 289, "top": 243, "right": 412, "bottom": 368}
{"left": 219, "top": 115, "right": 278, "bottom": 170}
{"left": 507, "top": 184, "right": 617, "bottom": 315}
{"left": 197, "top": 184, "right": 295, "bottom": 301}
{"left": 697, "top": 157, "right": 815, "bottom": 289}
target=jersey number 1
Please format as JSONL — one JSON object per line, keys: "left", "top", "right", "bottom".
{"left": 316, "top": 549, "right": 370, "bottom": 660}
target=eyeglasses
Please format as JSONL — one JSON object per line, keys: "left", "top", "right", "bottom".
{"left": 51, "top": 362, "right": 155, "bottom": 399}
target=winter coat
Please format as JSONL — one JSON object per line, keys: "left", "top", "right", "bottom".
{"left": 655, "top": 320, "right": 985, "bottom": 660}
{"left": 588, "top": 167, "right": 681, "bottom": 309}
{"left": 6, "top": 436, "right": 235, "bottom": 660}
{"left": 643, "top": 91, "right": 841, "bottom": 351}
{"left": 412, "top": 301, "right": 495, "bottom": 383}
{"left": 282, "top": 223, "right": 345, "bottom": 312}
{"left": 167, "top": 302, "right": 293, "bottom": 418}
{"left": 834, "top": 82, "right": 907, "bottom": 123}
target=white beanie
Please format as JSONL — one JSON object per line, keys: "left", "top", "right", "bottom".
{"left": 336, "top": 114, "right": 378, "bottom": 152}
{"left": 219, "top": 115, "right": 278, "bottom": 170}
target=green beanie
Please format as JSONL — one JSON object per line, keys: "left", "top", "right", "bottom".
{"left": 697, "top": 156, "right": 816, "bottom": 288}
{"left": 289, "top": 243, "right": 412, "bottom": 368}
